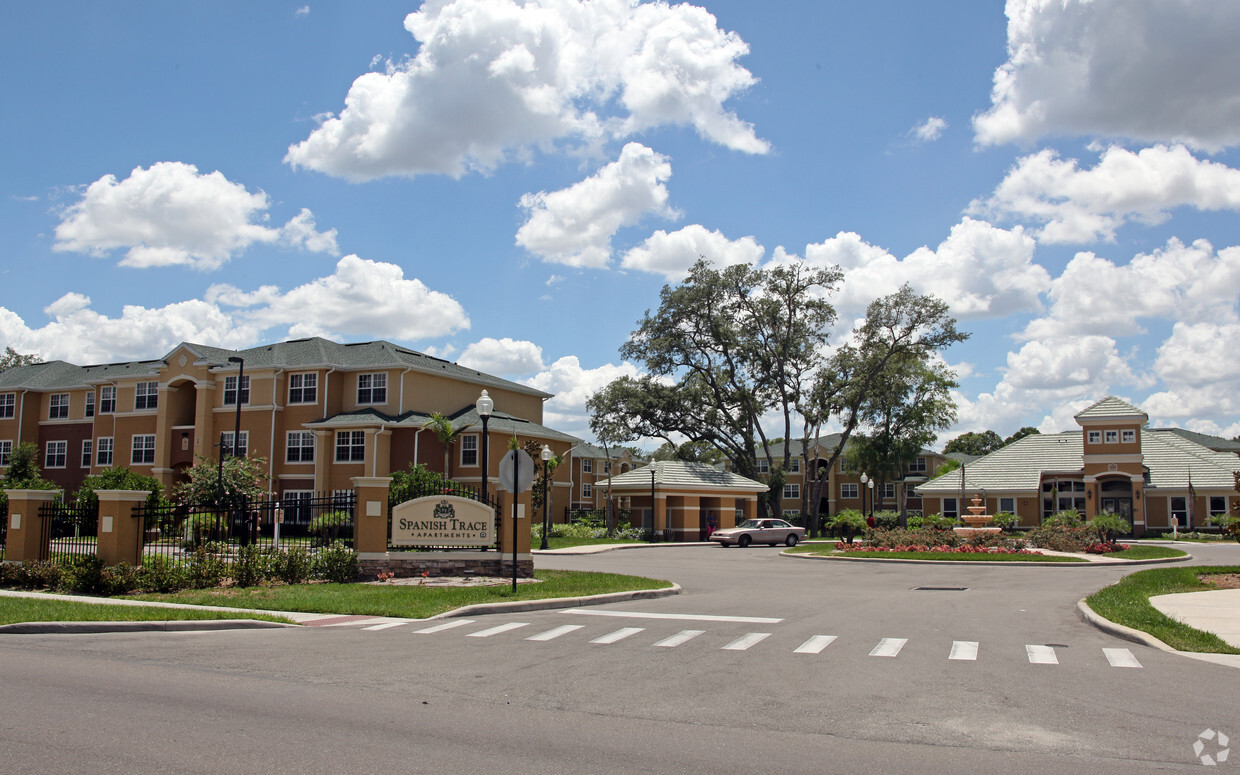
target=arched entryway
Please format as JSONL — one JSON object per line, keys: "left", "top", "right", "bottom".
{"left": 1098, "top": 477, "right": 1134, "bottom": 534}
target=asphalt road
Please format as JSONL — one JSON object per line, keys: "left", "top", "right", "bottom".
{"left": 2, "top": 543, "right": 1237, "bottom": 774}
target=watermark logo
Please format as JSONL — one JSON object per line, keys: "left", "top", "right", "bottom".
{"left": 1193, "top": 729, "right": 1230, "bottom": 766}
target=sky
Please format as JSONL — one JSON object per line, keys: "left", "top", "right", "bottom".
{"left": 3, "top": 0, "right": 1240, "bottom": 447}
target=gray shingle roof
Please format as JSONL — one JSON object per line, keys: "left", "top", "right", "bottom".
{"left": 303, "top": 406, "right": 580, "bottom": 444}
{"left": 599, "top": 461, "right": 768, "bottom": 492}
{"left": 1153, "top": 428, "right": 1240, "bottom": 453}
{"left": 1074, "top": 396, "right": 1148, "bottom": 422}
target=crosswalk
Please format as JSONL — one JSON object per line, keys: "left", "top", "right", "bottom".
{"left": 362, "top": 617, "right": 1146, "bottom": 668}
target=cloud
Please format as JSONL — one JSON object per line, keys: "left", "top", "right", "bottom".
{"left": 285, "top": 0, "right": 767, "bottom": 181}
{"left": 909, "top": 117, "right": 947, "bottom": 143}
{"left": 516, "top": 143, "right": 679, "bottom": 268}
{"left": 523, "top": 355, "right": 642, "bottom": 438}
{"left": 621, "top": 224, "right": 763, "bottom": 281}
{"left": 786, "top": 218, "right": 1048, "bottom": 322}
{"left": 970, "top": 145, "right": 1240, "bottom": 243}
{"left": 974, "top": 0, "right": 1240, "bottom": 151}
{"left": 458, "top": 337, "right": 546, "bottom": 376}
{"left": 53, "top": 162, "right": 339, "bottom": 270}
{"left": 296, "top": 5, "right": 310, "bottom": 16}
{"left": 208, "top": 254, "right": 469, "bottom": 340}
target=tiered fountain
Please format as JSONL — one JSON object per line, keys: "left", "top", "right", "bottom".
{"left": 953, "top": 495, "right": 1002, "bottom": 537}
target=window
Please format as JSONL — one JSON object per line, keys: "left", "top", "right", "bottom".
{"left": 221, "top": 431, "right": 248, "bottom": 458}
{"left": 335, "top": 430, "right": 365, "bottom": 462}
{"left": 281, "top": 490, "right": 314, "bottom": 525}
{"left": 0, "top": 393, "right": 13, "bottom": 419}
{"left": 942, "top": 497, "right": 959, "bottom": 519}
{"left": 1170, "top": 496, "right": 1188, "bottom": 524}
{"left": 286, "top": 431, "right": 315, "bottom": 463}
{"left": 908, "top": 457, "right": 927, "bottom": 473}
{"left": 81, "top": 440, "right": 92, "bottom": 468}
{"left": 755, "top": 458, "right": 771, "bottom": 475}
{"left": 882, "top": 483, "right": 895, "bottom": 500}
{"left": 1208, "top": 497, "right": 1227, "bottom": 518}
{"left": 1087, "top": 430, "right": 1101, "bottom": 444}
{"left": 131, "top": 435, "right": 156, "bottom": 465}
{"left": 135, "top": 381, "right": 158, "bottom": 410}
{"left": 999, "top": 497, "right": 1016, "bottom": 514}
{"left": 1104, "top": 430, "right": 1119, "bottom": 444}
{"left": 223, "top": 375, "right": 250, "bottom": 406}
{"left": 356, "top": 373, "right": 387, "bottom": 405}
{"left": 783, "top": 483, "right": 800, "bottom": 500}
{"left": 460, "top": 435, "right": 478, "bottom": 466}
{"left": 49, "top": 393, "right": 69, "bottom": 419}
{"left": 582, "top": 483, "right": 592, "bottom": 498}
{"left": 603, "top": 461, "right": 611, "bottom": 474}
{"left": 789, "top": 458, "right": 801, "bottom": 473}
{"left": 96, "top": 437, "right": 113, "bottom": 467}
{"left": 85, "top": 391, "right": 94, "bottom": 417}
{"left": 1121, "top": 429, "right": 1136, "bottom": 444}
{"left": 841, "top": 482, "right": 858, "bottom": 499}
{"left": 0, "top": 440, "right": 11, "bottom": 466}
{"left": 783, "top": 509, "right": 801, "bottom": 519}
{"left": 45, "top": 440, "right": 67, "bottom": 468}
{"left": 288, "top": 373, "right": 318, "bottom": 404}
{"left": 99, "top": 386, "right": 116, "bottom": 414}
{"left": 582, "top": 459, "right": 593, "bottom": 473}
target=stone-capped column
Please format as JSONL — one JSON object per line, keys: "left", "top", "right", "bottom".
{"left": 352, "top": 476, "right": 393, "bottom": 554}
{"left": 96, "top": 490, "right": 151, "bottom": 567}
{"left": 2, "top": 489, "right": 61, "bottom": 563}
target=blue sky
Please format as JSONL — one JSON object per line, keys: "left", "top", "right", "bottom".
{"left": 3, "top": 0, "right": 1240, "bottom": 445}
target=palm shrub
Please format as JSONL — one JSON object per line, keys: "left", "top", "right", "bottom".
{"left": 1088, "top": 512, "right": 1130, "bottom": 545}
{"left": 828, "top": 509, "right": 868, "bottom": 544}
{"left": 1043, "top": 509, "right": 1083, "bottom": 528}
{"left": 987, "top": 511, "right": 1019, "bottom": 531}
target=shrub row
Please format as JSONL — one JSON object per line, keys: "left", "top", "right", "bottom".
{"left": 0, "top": 542, "right": 360, "bottom": 596}
{"left": 532, "top": 522, "right": 649, "bottom": 542}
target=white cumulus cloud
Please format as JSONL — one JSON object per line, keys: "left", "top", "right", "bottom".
{"left": 284, "top": 0, "right": 767, "bottom": 181}
{"left": 524, "top": 355, "right": 642, "bottom": 438}
{"left": 53, "top": 162, "right": 339, "bottom": 270}
{"left": 975, "top": 0, "right": 1240, "bottom": 151}
{"left": 516, "top": 143, "right": 679, "bottom": 268}
{"left": 458, "top": 338, "right": 546, "bottom": 376}
{"left": 621, "top": 224, "right": 764, "bottom": 281}
{"left": 910, "top": 116, "right": 947, "bottom": 143}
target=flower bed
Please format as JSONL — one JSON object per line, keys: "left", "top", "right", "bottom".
{"left": 834, "top": 542, "right": 1036, "bottom": 555}
{"left": 1085, "top": 542, "right": 1131, "bottom": 554}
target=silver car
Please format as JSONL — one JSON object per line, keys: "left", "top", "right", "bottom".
{"left": 710, "top": 518, "right": 806, "bottom": 548}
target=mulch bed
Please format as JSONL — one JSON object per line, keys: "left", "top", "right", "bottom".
{"left": 1200, "top": 573, "right": 1240, "bottom": 589}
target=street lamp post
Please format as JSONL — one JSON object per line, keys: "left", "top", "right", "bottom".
{"left": 540, "top": 445, "right": 551, "bottom": 551}
{"left": 860, "top": 473, "right": 869, "bottom": 523}
{"left": 867, "top": 478, "right": 875, "bottom": 521}
{"left": 476, "top": 391, "right": 493, "bottom": 506}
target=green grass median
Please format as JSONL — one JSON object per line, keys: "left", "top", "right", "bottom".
{"left": 1, "top": 597, "right": 292, "bottom": 627}
{"left": 1086, "top": 565, "right": 1240, "bottom": 654}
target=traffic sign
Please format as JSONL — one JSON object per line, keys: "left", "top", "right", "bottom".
{"left": 498, "top": 448, "right": 535, "bottom": 493}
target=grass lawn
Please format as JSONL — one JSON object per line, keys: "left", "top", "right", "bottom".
{"left": 1086, "top": 565, "right": 1240, "bottom": 654}
{"left": 1108, "top": 546, "right": 1188, "bottom": 560}
{"left": 0, "top": 597, "right": 292, "bottom": 626}
{"left": 122, "top": 569, "right": 672, "bottom": 620}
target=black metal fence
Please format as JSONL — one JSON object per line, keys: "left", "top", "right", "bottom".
{"left": 135, "top": 492, "right": 356, "bottom": 561}
{"left": 389, "top": 480, "right": 501, "bottom": 551}
{"left": 38, "top": 500, "right": 100, "bottom": 563}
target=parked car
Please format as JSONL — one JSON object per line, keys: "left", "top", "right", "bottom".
{"left": 710, "top": 518, "right": 806, "bottom": 548}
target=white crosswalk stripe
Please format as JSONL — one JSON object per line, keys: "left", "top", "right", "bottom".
{"left": 653, "top": 629, "right": 705, "bottom": 647}
{"left": 949, "top": 641, "right": 979, "bottom": 661}
{"left": 869, "top": 638, "right": 908, "bottom": 658}
{"left": 794, "top": 635, "right": 837, "bottom": 654}
{"left": 723, "top": 632, "right": 771, "bottom": 651}
{"left": 1103, "top": 647, "right": 1142, "bottom": 668}
{"left": 590, "top": 627, "right": 645, "bottom": 644}
{"left": 526, "top": 624, "right": 585, "bottom": 642}
{"left": 468, "top": 622, "right": 530, "bottom": 638}
{"left": 1026, "top": 644, "right": 1058, "bottom": 664}
{"left": 362, "top": 621, "right": 411, "bottom": 631}
{"left": 414, "top": 619, "right": 476, "bottom": 634}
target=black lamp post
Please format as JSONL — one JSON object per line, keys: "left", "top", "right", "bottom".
{"left": 867, "top": 478, "right": 875, "bottom": 520}
{"left": 476, "top": 390, "right": 493, "bottom": 505}
{"left": 540, "top": 444, "right": 551, "bottom": 551}
{"left": 650, "top": 464, "right": 657, "bottom": 543}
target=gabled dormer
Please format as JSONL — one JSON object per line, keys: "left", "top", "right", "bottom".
{"left": 1075, "top": 396, "right": 1147, "bottom": 479}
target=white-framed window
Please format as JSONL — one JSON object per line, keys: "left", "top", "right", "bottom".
{"left": 755, "top": 458, "right": 771, "bottom": 475}
{"left": 789, "top": 458, "right": 801, "bottom": 473}
{"left": 1170, "top": 496, "right": 1188, "bottom": 524}
{"left": 356, "top": 373, "right": 387, "bottom": 405}
{"left": 460, "top": 435, "right": 478, "bottom": 467}
{"left": 335, "top": 430, "right": 365, "bottom": 462}
{"left": 81, "top": 439, "right": 92, "bottom": 468}
{"left": 131, "top": 434, "right": 156, "bottom": 465}
{"left": 582, "top": 482, "right": 592, "bottom": 498}
{"left": 223, "top": 375, "right": 250, "bottom": 406}
{"left": 221, "top": 431, "right": 248, "bottom": 458}
{"left": 1087, "top": 430, "right": 1101, "bottom": 444}
{"left": 908, "top": 457, "right": 927, "bottom": 473}
{"left": 1208, "top": 497, "right": 1227, "bottom": 518}
{"left": 881, "top": 483, "right": 895, "bottom": 500}
{"left": 999, "top": 497, "right": 1016, "bottom": 514}
{"left": 288, "top": 372, "right": 317, "bottom": 404}
{"left": 783, "top": 509, "right": 801, "bottom": 519}
{"left": 941, "top": 497, "right": 959, "bottom": 519}
{"left": 96, "top": 437, "right": 113, "bottom": 467}
{"left": 1104, "top": 429, "right": 1119, "bottom": 444}
{"left": 45, "top": 440, "right": 67, "bottom": 468}
{"left": 841, "top": 482, "right": 859, "bottom": 499}
{"left": 582, "top": 459, "right": 593, "bottom": 473}
{"left": 0, "top": 439, "right": 12, "bottom": 466}
{"left": 135, "top": 381, "right": 158, "bottom": 410}
{"left": 99, "top": 385, "right": 116, "bottom": 414}
{"left": 0, "top": 393, "right": 14, "bottom": 419}
{"left": 281, "top": 490, "right": 314, "bottom": 525}
{"left": 1121, "top": 429, "right": 1136, "bottom": 444}
{"left": 85, "top": 391, "right": 95, "bottom": 417}
{"left": 49, "top": 393, "right": 70, "bottom": 419}
{"left": 783, "top": 483, "right": 800, "bottom": 500}
{"left": 286, "top": 431, "right": 315, "bottom": 463}
{"left": 603, "top": 461, "right": 611, "bottom": 474}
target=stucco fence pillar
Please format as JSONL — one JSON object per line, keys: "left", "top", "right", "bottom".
{"left": 95, "top": 490, "right": 151, "bottom": 567}
{"left": 3, "top": 489, "right": 61, "bottom": 563}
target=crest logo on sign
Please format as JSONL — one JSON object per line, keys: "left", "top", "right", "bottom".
{"left": 433, "top": 500, "right": 455, "bottom": 521}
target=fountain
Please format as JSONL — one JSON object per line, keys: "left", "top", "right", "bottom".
{"left": 953, "top": 495, "right": 1002, "bottom": 537}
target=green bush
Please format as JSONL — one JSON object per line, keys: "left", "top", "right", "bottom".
{"left": 906, "top": 513, "right": 955, "bottom": 531}
{"left": 987, "top": 511, "right": 1019, "bottom": 530}
{"left": 4, "top": 560, "right": 63, "bottom": 590}
{"left": 308, "top": 511, "right": 352, "bottom": 547}
{"left": 272, "top": 547, "right": 314, "bottom": 585}
{"left": 872, "top": 510, "right": 900, "bottom": 530}
{"left": 180, "top": 512, "right": 228, "bottom": 550}
{"left": 100, "top": 563, "right": 140, "bottom": 595}
{"left": 1027, "top": 523, "right": 1095, "bottom": 552}
{"left": 863, "top": 528, "right": 961, "bottom": 549}
{"left": 59, "top": 555, "right": 109, "bottom": 595}
{"left": 1089, "top": 512, "right": 1130, "bottom": 544}
{"left": 185, "top": 545, "right": 228, "bottom": 589}
{"left": 1043, "top": 509, "right": 1083, "bottom": 528}
{"left": 827, "top": 510, "right": 868, "bottom": 544}
{"left": 231, "top": 545, "right": 271, "bottom": 588}
{"left": 139, "top": 555, "right": 189, "bottom": 593}
{"left": 314, "top": 541, "right": 360, "bottom": 583}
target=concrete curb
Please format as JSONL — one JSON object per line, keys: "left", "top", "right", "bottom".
{"left": 533, "top": 543, "right": 714, "bottom": 555}
{"left": 780, "top": 550, "right": 1192, "bottom": 567}
{"left": 434, "top": 583, "right": 682, "bottom": 619}
{"left": 1076, "top": 597, "right": 1240, "bottom": 670}
{"left": 0, "top": 619, "right": 293, "bottom": 635}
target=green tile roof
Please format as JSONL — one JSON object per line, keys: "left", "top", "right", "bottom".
{"left": 600, "top": 461, "right": 768, "bottom": 492}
